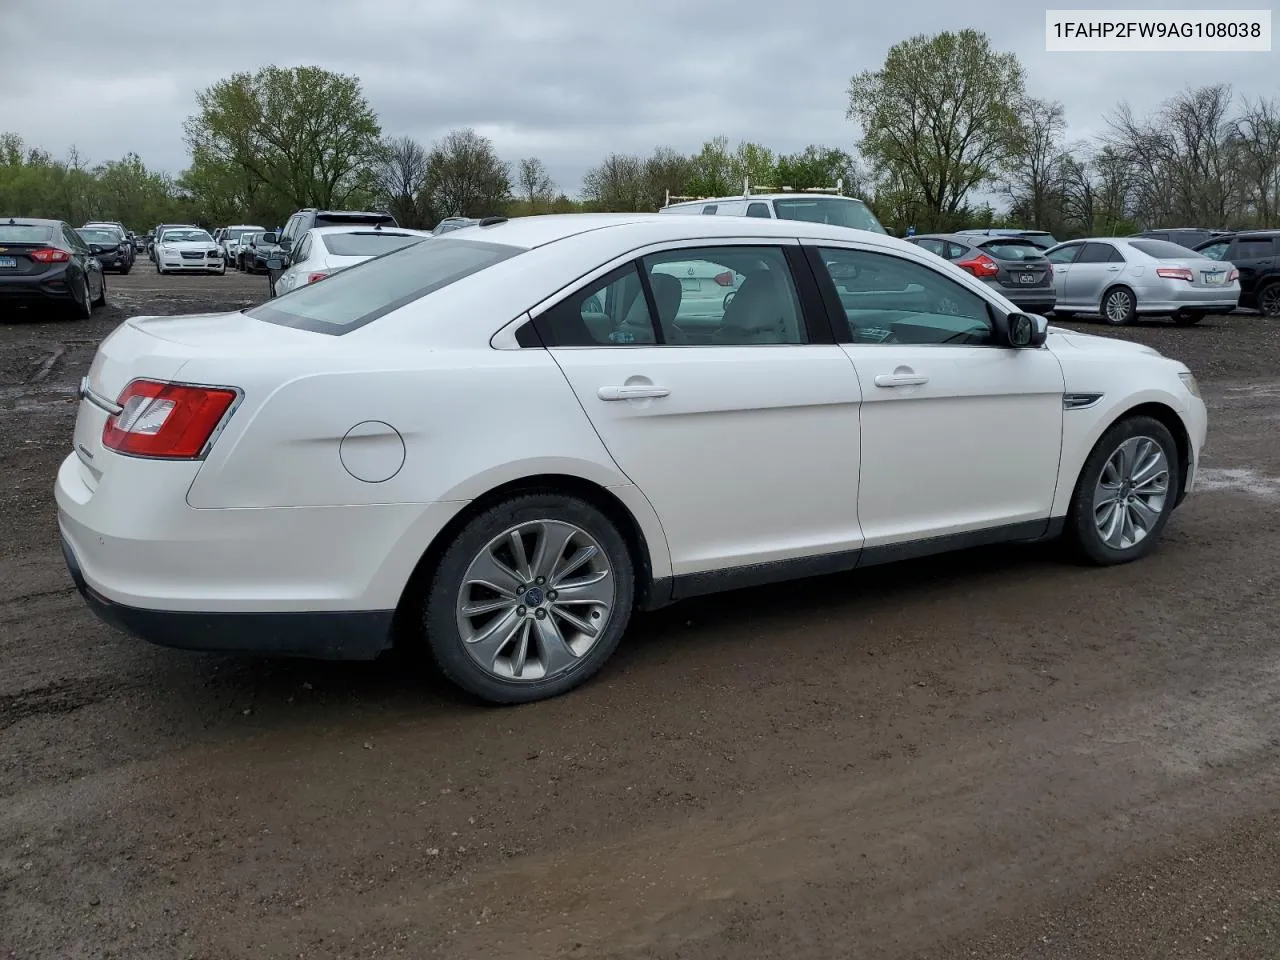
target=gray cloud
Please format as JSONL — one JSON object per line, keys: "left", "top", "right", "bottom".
{"left": 0, "top": 0, "right": 1271, "bottom": 196}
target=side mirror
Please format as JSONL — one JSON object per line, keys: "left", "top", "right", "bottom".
{"left": 261, "top": 232, "right": 278, "bottom": 244}
{"left": 1007, "top": 312, "right": 1048, "bottom": 348}
{"left": 266, "top": 256, "right": 284, "bottom": 271}
{"left": 89, "top": 244, "right": 104, "bottom": 253}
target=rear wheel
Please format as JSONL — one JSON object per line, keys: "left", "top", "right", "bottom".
{"left": 1258, "top": 281, "right": 1280, "bottom": 318}
{"left": 1172, "top": 309, "right": 1204, "bottom": 326}
{"left": 92, "top": 274, "right": 106, "bottom": 307}
{"left": 1101, "top": 286, "right": 1137, "bottom": 326}
{"left": 422, "top": 494, "right": 636, "bottom": 704}
{"left": 71, "top": 278, "right": 92, "bottom": 319}
{"left": 1066, "top": 415, "right": 1180, "bottom": 566}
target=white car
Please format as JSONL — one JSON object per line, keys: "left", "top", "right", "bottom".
{"left": 221, "top": 224, "right": 265, "bottom": 266}
{"left": 270, "top": 225, "right": 434, "bottom": 295}
{"left": 57, "top": 213, "right": 1207, "bottom": 705}
{"left": 154, "top": 228, "right": 225, "bottom": 275}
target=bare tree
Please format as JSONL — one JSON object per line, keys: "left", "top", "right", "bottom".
{"left": 374, "top": 135, "right": 430, "bottom": 228}
{"left": 516, "top": 157, "right": 556, "bottom": 209}
{"left": 1003, "top": 98, "right": 1071, "bottom": 231}
{"left": 424, "top": 128, "right": 511, "bottom": 220}
{"left": 1231, "top": 96, "right": 1280, "bottom": 224}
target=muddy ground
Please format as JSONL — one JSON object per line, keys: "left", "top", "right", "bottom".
{"left": 2, "top": 269, "right": 1279, "bottom": 959}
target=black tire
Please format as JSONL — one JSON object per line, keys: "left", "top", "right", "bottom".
{"left": 422, "top": 493, "right": 636, "bottom": 704}
{"left": 1257, "top": 281, "right": 1280, "bottom": 319}
{"left": 1172, "top": 310, "right": 1204, "bottom": 326}
{"left": 119, "top": 266, "right": 131, "bottom": 276}
{"left": 1065, "top": 415, "right": 1180, "bottom": 566}
{"left": 70, "top": 277, "right": 92, "bottom": 319}
{"left": 1100, "top": 286, "right": 1137, "bottom": 326}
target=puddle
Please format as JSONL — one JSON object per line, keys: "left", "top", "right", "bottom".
{"left": 1196, "top": 467, "right": 1280, "bottom": 499}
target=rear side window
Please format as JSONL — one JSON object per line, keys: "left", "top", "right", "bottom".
{"left": 321, "top": 232, "right": 428, "bottom": 257}
{"left": 249, "top": 238, "right": 523, "bottom": 335}
{"left": 0, "top": 224, "right": 54, "bottom": 243}
{"left": 1235, "top": 238, "right": 1276, "bottom": 259}
{"left": 745, "top": 203, "right": 772, "bottom": 218}
{"left": 701, "top": 205, "right": 718, "bottom": 215}
{"left": 1130, "top": 239, "right": 1202, "bottom": 259}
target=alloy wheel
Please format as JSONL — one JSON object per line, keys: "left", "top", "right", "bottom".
{"left": 1104, "top": 289, "right": 1134, "bottom": 324}
{"left": 1260, "top": 284, "right": 1280, "bottom": 318}
{"left": 454, "top": 519, "right": 615, "bottom": 682}
{"left": 1092, "top": 436, "right": 1170, "bottom": 550}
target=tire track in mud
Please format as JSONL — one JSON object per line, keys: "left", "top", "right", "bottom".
{"left": 0, "top": 675, "right": 120, "bottom": 731}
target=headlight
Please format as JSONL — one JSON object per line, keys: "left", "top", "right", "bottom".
{"left": 1179, "top": 372, "right": 1201, "bottom": 398}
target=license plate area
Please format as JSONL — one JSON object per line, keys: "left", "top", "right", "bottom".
{"left": 1017, "top": 272, "right": 1038, "bottom": 284}
{"left": 1201, "top": 271, "right": 1225, "bottom": 285}
{"left": 0, "top": 256, "right": 17, "bottom": 268}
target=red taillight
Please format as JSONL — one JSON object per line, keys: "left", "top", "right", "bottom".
{"left": 713, "top": 270, "right": 735, "bottom": 287}
{"left": 1227, "top": 269, "right": 1239, "bottom": 282}
{"left": 307, "top": 272, "right": 329, "bottom": 284}
{"left": 29, "top": 247, "right": 71, "bottom": 263}
{"left": 102, "top": 379, "right": 238, "bottom": 460}
{"left": 1156, "top": 266, "right": 1193, "bottom": 281}
{"left": 957, "top": 254, "right": 999, "bottom": 278}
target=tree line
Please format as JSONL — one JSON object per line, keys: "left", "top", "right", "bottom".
{"left": 2, "top": 30, "right": 1277, "bottom": 237}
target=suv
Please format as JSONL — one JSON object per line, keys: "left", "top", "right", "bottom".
{"left": 269, "top": 208, "right": 398, "bottom": 293}
{"left": 1194, "top": 230, "right": 1280, "bottom": 317}
{"left": 953, "top": 228, "right": 1059, "bottom": 251}
{"left": 659, "top": 181, "right": 887, "bottom": 235}
{"left": 1132, "top": 227, "right": 1231, "bottom": 250}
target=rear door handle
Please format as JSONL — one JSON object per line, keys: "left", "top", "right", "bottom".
{"left": 1107, "top": 266, "right": 1121, "bottom": 272}
{"left": 598, "top": 385, "right": 670, "bottom": 401}
{"left": 874, "top": 374, "right": 929, "bottom": 388}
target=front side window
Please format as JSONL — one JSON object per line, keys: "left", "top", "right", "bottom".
{"left": 771, "top": 196, "right": 886, "bottom": 234}
{"left": 1197, "top": 241, "right": 1230, "bottom": 261}
{"left": 1046, "top": 244, "right": 1082, "bottom": 265}
{"left": 248, "top": 237, "right": 523, "bottom": 335}
{"left": 813, "top": 246, "right": 993, "bottom": 346}
{"left": 914, "top": 238, "right": 946, "bottom": 257}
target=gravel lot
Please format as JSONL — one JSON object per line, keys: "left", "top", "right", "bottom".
{"left": 2, "top": 269, "right": 1279, "bottom": 959}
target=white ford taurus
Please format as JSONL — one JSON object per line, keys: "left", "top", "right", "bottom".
{"left": 56, "top": 214, "right": 1208, "bottom": 704}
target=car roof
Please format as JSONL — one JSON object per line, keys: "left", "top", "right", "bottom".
{"left": 310, "top": 225, "right": 430, "bottom": 236}
{"left": 3, "top": 217, "right": 61, "bottom": 226}
{"left": 439, "top": 212, "right": 922, "bottom": 252}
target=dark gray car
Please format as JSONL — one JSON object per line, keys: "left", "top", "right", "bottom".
{"left": 906, "top": 233, "right": 1057, "bottom": 313}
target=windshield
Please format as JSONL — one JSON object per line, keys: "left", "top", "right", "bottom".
{"left": 227, "top": 226, "right": 264, "bottom": 240}
{"left": 321, "top": 232, "right": 428, "bottom": 257}
{"left": 1130, "top": 239, "right": 1204, "bottom": 259}
{"left": 248, "top": 237, "right": 523, "bottom": 335}
{"left": 771, "top": 197, "right": 886, "bottom": 234}
{"left": 77, "top": 229, "right": 120, "bottom": 246}
{"left": 981, "top": 240, "right": 1046, "bottom": 262}
{"left": 0, "top": 224, "right": 55, "bottom": 243}
{"left": 161, "top": 229, "right": 213, "bottom": 244}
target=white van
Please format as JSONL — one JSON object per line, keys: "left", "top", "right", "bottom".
{"left": 658, "top": 180, "right": 887, "bottom": 235}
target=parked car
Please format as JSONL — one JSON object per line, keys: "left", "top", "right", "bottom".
{"left": 75, "top": 226, "right": 133, "bottom": 274}
{"left": 660, "top": 182, "right": 887, "bottom": 235}
{"left": 58, "top": 213, "right": 1207, "bottom": 705}
{"left": 133, "top": 233, "right": 149, "bottom": 254}
{"left": 1193, "top": 230, "right": 1280, "bottom": 317}
{"left": 905, "top": 232, "right": 1056, "bottom": 313}
{"left": 1044, "top": 237, "right": 1239, "bottom": 325}
{"left": 953, "top": 228, "right": 1060, "bottom": 251}
{"left": 148, "top": 224, "right": 195, "bottom": 262}
{"left": 1132, "top": 227, "right": 1231, "bottom": 250}
{"left": 0, "top": 217, "right": 106, "bottom": 319}
{"left": 82, "top": 222, "right": 136, "bottom": 269}
{"left": 269, "top": 209, "right": 399, "bottom": 294}
{"left": 219, "top": 224, "right": 266, "bottom": 267}
{"left": 153, "top": 227, "right": 226, "bottom": 275}
{"left": 269, "top": 225, "right": 432, "bottom": 294}
{"left": 433, "top": 217, "right": 483, "bottom": 234}
{"left": 237, "top": 232, "right": 283, "bottom": 273}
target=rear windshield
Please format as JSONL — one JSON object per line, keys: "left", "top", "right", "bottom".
{"left": 314, "top": 214, "right": 396, "bottom": 228}
{"left": 0, "top": 224, "right": 55, "bottom": 243}
{"left": 248, "top": 237, "right": 523, "bottom": 335}
{"left": 78, "top": 229, "right": 120, "bottom": 245}
{"left": 227, "top": 227, "right": 263, "bottom": 239}
{"left": 321, "top": 231, "right": 428, "bottom": 257}
{"left": 771, "top": 197, "right": 887, "bottom": 234}
{"left": 1130, "top": 239, "right": 1204, "bottom": 259}
{"left": 1019, "top": 233, "right": 1058, "bottom": 248}
{"left": 981, "top": 240, "right": 1046, "bottom": 262}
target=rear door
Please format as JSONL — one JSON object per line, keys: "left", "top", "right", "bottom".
{"left": 534, "top": 240, "right": 865, "bottom": 580}
{"left": 1229, "top": 236, "right": 1276, "bottom": 303}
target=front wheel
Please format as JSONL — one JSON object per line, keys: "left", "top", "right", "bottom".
{"left": 1066, "top": 415, "right": 1180, "bottom": 566}
{"left": 1257, "top": 281, "right": 1280, "bottom": 318}
{"left": 1101, "top": 287, "right": 1137, "bottom": 326}
{"left": 422, "top": 494, "right": 636, "bottom": 704}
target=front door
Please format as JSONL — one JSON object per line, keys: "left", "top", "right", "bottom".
{"left": 805, "top": 242, "right": 1065, "bottom": 549}
{"left": 535, "top": 242, "right": 864, "bottom": 576}
{"left": 1045, "top": 242, "right": 1082, "bottom": 305}
{"left": 1065, "top": 241, "right": 1126, "bottom": 310}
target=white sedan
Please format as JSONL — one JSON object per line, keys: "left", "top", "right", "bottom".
{"left": 57, "top": 213, "right": 1208, "bottom": 704}
{"left": 154, "top": 228, "right": 225, "bottom": 275}
{"left": 270, "top": 225, "right": 433, "bottom": 295}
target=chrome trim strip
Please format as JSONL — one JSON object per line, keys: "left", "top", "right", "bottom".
{"left": 79, "top": 377, "right": 123, "bottom": 416}
{"left": 1063, "top": 392, "right": 1103, "bottom": 410}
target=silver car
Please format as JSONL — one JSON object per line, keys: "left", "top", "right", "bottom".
{"left": 1045, "top": 237, "right": 1239, "bottom": 326}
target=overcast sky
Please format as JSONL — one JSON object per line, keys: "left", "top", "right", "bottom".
{"left": 0, "top": 0, "right": 1271, "bottom": 197}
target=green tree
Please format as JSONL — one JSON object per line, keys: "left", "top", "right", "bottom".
{"left": 774, "top": 145, "right": 865, "bottom": 194}
{"left": 424, "top": 128, "right": 511, "bottom": 220}
{"left": 847, "top": 30, "right": 1025, "bottom": 228}
{"left": 183, "top": 65, "right": 383, "bottom": 213}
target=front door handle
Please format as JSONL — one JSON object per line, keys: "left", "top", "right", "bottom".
{"left": 598, "top": 385, "right": 670, "bottom": 401}
{"left": 1107, "top": 266, "right": 1121, "bottom": 272}
{"left": 874, "top": 374, "right": 929, "bottom": 388}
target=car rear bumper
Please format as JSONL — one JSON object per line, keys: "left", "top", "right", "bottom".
{"left": 55, "top": 451, "right": 464, "bottom": 659}
{"left": 0, "top": 270, "right": 77, "bottom": 304}
{"left": 1135, "top": 282, "right": 1240, "bottom": 313}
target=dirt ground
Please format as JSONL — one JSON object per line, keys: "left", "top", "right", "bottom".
{"left": 2, "top": 268, "right": 1279, "bottom": 960}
